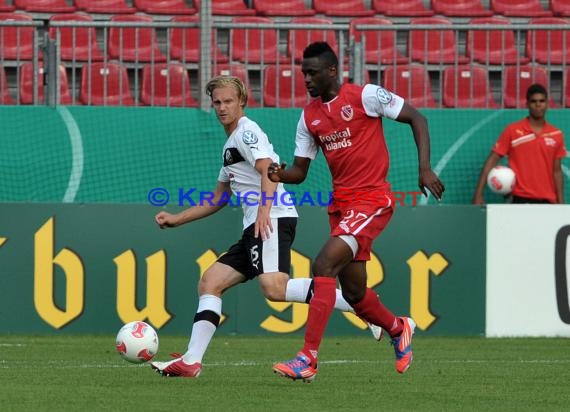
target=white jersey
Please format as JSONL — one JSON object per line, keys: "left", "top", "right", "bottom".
{"left": 218, "top": 116, "right": 298, "bottom": 229}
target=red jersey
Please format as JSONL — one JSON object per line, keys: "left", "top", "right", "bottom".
{"left": 493, "top": 117, "right": 566, "bottom": 203}
{"left": 294, "top": 83, "right": 404, "bottom": 197}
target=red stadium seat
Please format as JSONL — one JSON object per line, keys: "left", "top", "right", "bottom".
{"left": 134, "top": 0, "right": 197, "bottom": 15}
{"left": 442, "top": 65, "right": 498, "bottom": 108}
{"left": 19, "top": 62, "right": 73, "bottom": 105}
{"left": 551, "top": 0, "right": 570, "bottom": 17}
{"left": 0, "top": 65, "right": 14, "bottom": 104}
{"left": 108, "top": 15, "right": 166, "bottom": 63}
{"left": 408, "top": 17, "right": 468, "bottom": 64}
{"left": 466, "top": 17, "right": 529, "bottom": 65}
{"left": 503, "top": 65, "right": 551, "bottom": 108}
{"left": 49, "top": 13, "right": 105, "bottom": 62}
{"left": 431, "top": 0, "right": 493, "bottom": 17}
{"left": 253, "top": 0, "right": 316, "bottom": 16}
{"left": 372, "top": 0, "right": 434, "bottom": 16}
{"left": 80, "top": 62, "right": 135, "bottom": 106}
{"left": 341, "top": 67, "right": 370, "bottom": 84}
{"left": 491, "top": 0, "right": 552, "bottom": 17}
{"left": 141, "top": 63, "right": 198, "bottom": 107}
{"left": 382, "top": 64, "right": 438, "bottom": 108}
{"left": 263, "top": 64, "right": 308, "bottom": 108}
{"left": 0, "top": 13, "right": 35, "bottom": 61}
{"left": 313, "top": 0, "right": 374, "bottom": 16}
{"left": 231, "top": 16, "right": 285, "bottom": 64}
{"left": 194, "top": 0, "right": 256, "bottom": 15}
{"left": 349, "top": 17, "right": 408, "bottom": 64}
{"left": 212, "top": 63, "right": 258, "bottom": 106}
{"left": 526, "top": 17, "right": 570, "bottom": 64}
{"left": 14, "top": 0, "right": 76, "bottom": 13}
{"left": 287, "top": 17, "right": 337, "bottom": 63}
{"left": 73, "top": 0, "right": 136, "bottom": 14}
{"left": 169, "top": 16, "right": 228, "bottom": 63}
{"left": 0, "top": 0, "right": 15, "bottom": 11}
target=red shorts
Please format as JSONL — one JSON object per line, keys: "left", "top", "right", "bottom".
{"left": 328, "top": 195, "right": 394, "bottom": 261}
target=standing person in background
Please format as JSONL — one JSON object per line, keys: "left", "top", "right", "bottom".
{"left": 269, "top": 42, "right": 445, "bottom": 382}
{"left": 473, "top": 84, "right": 566, "bottom": 204}
{"left": 150, "top": 76, "right": 382, "bottom": 378}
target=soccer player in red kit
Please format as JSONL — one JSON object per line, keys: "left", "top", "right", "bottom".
{"left": 269, "top": 42, "right": 445, "bottom": 381}
{"left": 472, "top": 83, "right": 566, "bottom": 204}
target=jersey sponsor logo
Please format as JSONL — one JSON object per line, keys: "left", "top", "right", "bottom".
{"left": 318, "top": 127, "right": 353, "bottom": 151}
{"left": 318, "top": 127, "right": 351, "bottom": 143}
{"left": 376, "top": 87, "right": 392, "bottom": 104}
{"left": 242, "top": 130, "right": 258, "bottom": 145}
{"left": 340, "top": 105, "right": 353, "bottom": 121}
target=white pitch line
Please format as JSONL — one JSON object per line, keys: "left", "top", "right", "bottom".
{"left": 2, "top": 359, "right": 570, "bottom": 369}
{"left": 419, "top": 110, "right": 504, "bottom": 205}
{"left": 57, "top": 106, "right": 84, "bottom": 203}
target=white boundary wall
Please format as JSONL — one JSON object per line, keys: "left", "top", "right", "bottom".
{"left": 486, "top": 205, "right": 570, "bottom": 337}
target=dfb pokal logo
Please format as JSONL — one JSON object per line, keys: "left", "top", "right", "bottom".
{"left": 376, "top": 87, "right": 392, "bottom": 104}
{"left": 242, "top": 130, "right": 258, "bottom": 145}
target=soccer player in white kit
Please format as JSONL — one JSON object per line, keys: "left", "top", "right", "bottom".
{"left": 150, "top": 76, "right": 382, "bottom": 378}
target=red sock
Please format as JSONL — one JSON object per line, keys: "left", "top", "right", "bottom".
{"left": 301, "top": 277, "right": 336, "bottom": 365}
{"left": 352, "top": 288, "right": 403, "bottom": 338}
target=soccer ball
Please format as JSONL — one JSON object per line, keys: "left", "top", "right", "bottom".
{"left": 487, "top": 165, "right": 516, "bottom": 195}
{"left": 115, "top": 321, "right": 159, "bottom": 364}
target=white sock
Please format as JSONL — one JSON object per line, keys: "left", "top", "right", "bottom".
{"left": 183, "top": 294, "right": 222, "bottom": 364}
{"left": 285, "top": 278, "right": 354, "bottom": 313}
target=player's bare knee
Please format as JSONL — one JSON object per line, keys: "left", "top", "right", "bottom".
{"left": 198, "top": 271, "right": 223, "bottom": 296}
{"left": 312, "top": 257, "right": 333, "bottom": 276}
{"left": 261, "top": 286, "right": 285, "bottom": 301}
{"left": 258, "top": 273, "right": 287, "bottom": 301}
{"left": 342, "top": 289, "right": 365, "bottom": 305}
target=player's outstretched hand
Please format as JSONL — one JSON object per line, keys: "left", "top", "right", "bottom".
{"left": 419, "top": 169, "right": 445, "bottom": 201}
{"left": 155, "top": 211, "right": 178, "bottom": 229}
{"left": 268, "top": 162, "right": 286, "bottom": 182}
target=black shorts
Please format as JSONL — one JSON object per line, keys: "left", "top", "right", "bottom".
{"left": 217, "top": 217, "right": 297, "bottom": 280}
{"left": 511, "top": 196, "right": 552, "bottom": 204}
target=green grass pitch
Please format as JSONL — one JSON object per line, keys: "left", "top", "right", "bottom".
{"left": 1, "top": 335, "right": 569, "bottom": 411}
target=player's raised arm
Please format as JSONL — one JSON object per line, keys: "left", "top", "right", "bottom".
{"left": 268, "top": 156, "right": 311, "bottom": 184}
{"left": 154, "top": 181, "right": 232, "bottom": 229}
{"left": 395, "top": 102, "right": 445, "bottom": 200}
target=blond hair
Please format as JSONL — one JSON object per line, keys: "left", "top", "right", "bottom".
{"left": 205, "top": 75, "right": 248, "bottom": 107}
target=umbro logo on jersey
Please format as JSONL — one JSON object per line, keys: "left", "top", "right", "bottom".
{"left": 311, "top": 119, "right": 321, "bottom": 126}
